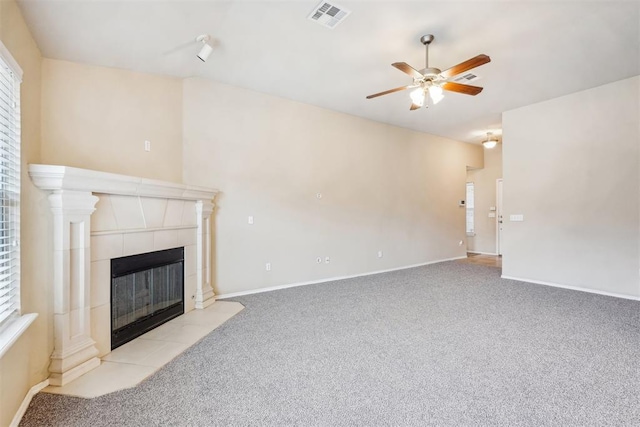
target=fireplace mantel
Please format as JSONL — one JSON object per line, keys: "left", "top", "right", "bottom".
{"left": 28, "top": 164, "right": 219, "bottom": 386}
{"left": 29, "top": 164, "right": 217, "bottom": 201}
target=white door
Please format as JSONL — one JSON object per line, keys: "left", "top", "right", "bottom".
{"left": 496, "top": 179, "right": 503, "bottom": 255}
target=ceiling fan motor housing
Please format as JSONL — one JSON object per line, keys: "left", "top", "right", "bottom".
{"left": 420, "top": 34, "right": 435, "bottom": 45}
{"left": 419, "top": 67, "right": 442, "bottom": 78}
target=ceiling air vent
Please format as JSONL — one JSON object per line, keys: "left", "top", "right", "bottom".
{"left": 308, "top": 1, "right": 351, "bottom": 29}
{"left": 452, "top": 73, "right": 481, "bottom": 83}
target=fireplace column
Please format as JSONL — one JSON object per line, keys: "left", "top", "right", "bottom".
{"left": 195, "top": 200, "right": 215, "bottom": 309}
{"left": 47, "top": 190, "right": 101, "bottom": 385}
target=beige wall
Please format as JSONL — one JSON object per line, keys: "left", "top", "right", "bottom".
{"left": 502, "top": 76, "right": 640, "bottom": 298}
{"left": 467, "top": 145, "right": 502, "bottom": 254}
{"left": 0, "top": 0, "right": 49, "bottom": 425}
{"left": 41, "top": 59, "right": 183, "bottom": 183}
{"left": 183, "top": 78, "right": 483, "bottom": 296}
{"left": 1, "top": 25, "right": 185, "bottom": 424}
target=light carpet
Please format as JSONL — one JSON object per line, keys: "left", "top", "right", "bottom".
{"left": 20, "top": 262, "right": 640, "bottom": 426}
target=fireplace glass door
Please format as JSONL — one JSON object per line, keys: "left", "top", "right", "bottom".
{"left": 111, "top": 247, "right": 184, "bottom": 349}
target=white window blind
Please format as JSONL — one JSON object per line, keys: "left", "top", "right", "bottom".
{"left": 465, "top": 182, "right": 474, "bottom": 234}
{"left": 0, "top": 43, "right": 21, "bottom": 328}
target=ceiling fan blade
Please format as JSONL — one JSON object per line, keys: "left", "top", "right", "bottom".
{"left": 410, "top": 103, "right": 421, "bottom": 111}
{"left": 392, "top": 62, "right": 423, "bottom": 79}
{"left": 442, "top": 82, "right": 483, "bottom": 96}
{"left": 439, "top": 54, "right": 491, "bottom": 79}
{"left": 366, "top": 85, "right": 413, "bottom": 99}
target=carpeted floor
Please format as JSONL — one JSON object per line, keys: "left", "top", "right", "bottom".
{"left": 21, "top": 262, "right": 640, "bottom": 426}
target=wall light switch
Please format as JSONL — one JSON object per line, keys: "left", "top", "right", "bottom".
{"left": 510, "top": 214, "right": 524, "bottom": 222}
{"left": 378, "top": 251, "right": 383, "bottom": 258}
{"left": 144, "top": 140, "right": 151, "bottom": 152}
{"left": 489, "top": 207, "right": 496, "bottom": 211}
{"left": 265, "top": 262, "right": 271, "bottom": 271}
{"left": 488, "top": 212, "right": 496, "bottom": 218}
{"left": 248, "top": 216, "right": 254, "bottom": 225}
{"left": 325, "top": 256, "right": 330, "bottom": 264}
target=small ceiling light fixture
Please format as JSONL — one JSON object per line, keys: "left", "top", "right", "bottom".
{"left": 482, "top": 132, "right": 498, "bottom": 149}
{"left": 196, "top": 34, "right": 213, "bottom": 62}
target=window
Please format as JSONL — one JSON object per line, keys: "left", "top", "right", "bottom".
{"left": 465, "top": 182, "right": 474, "bottom": 235}
{"left": 0, "top": 42, "right": 21, "bottom": 329}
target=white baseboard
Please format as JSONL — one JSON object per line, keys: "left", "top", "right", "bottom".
{"left": 501, "top": 275, "right": 640, "bottom": 301}
{"left": 10, "top": 379, "right": 50, "bottom": 427}
{"left": 217, "top": 256, "right": 467, "bottom": 299}
{"left": 467, "top": 251, "right": 499, "bottom": 256}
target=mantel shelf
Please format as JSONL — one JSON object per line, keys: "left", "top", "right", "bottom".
{"left": 28, "top": 164, "right": 218, "bottom": 201}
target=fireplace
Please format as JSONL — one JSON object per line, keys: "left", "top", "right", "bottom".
{"left": 111, "top": 247, "right": 185, "bottom": 349}
{"left": 29, "top": 164, "right": 217, "bottom": 385}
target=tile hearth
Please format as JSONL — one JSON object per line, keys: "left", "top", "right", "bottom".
{"left": 41, "top": 300, "right": 244, "bottom": 398}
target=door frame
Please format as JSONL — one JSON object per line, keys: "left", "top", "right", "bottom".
{"left": 496, "top": 178, "right": 503, "bottom": 255}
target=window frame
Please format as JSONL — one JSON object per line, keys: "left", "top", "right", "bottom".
{"left": 465, "top": 182, "right": 475, "bottom": 236}
{"left": 0, "top": 40, "right": 34, "bottom": 359}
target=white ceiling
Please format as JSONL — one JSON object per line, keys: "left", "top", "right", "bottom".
{"left": 17, "top": 0, "right": 640, "bottom": 143}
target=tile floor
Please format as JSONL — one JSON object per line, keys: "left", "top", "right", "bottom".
{"left": 457, "top": 253, "right": 502, "bottom": 268}
{"left": 42, "top": 300, "right": 244, "bottom": 398}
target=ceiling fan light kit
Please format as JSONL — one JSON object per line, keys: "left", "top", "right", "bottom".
{"left": 366, "top": 34, "right": 490, "bottom": 111}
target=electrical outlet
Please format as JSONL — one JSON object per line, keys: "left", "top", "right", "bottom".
{"left": 325, "top": 256, "right": 330, "bottom": 264}
{"left": 316, "top": 193, "right": 323, "bottom": 199}
{"left": 459, "top": 240, "right": 464, "bottom": 246}
{"left": 378, "top": 251, "right": 383, "bottom": 258}
{"left": 316, "top": 257, "right": 322, "bottom": 264}
{"left": 265, "top": 262, "right": 271, "bottom": 271}
{"left": 144, "top": 140, "right": 151, "bottom": 152}
{"left": 248, "top": 216, "right": 254, "bottom": 225}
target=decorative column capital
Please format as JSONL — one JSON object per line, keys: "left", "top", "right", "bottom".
{"left": 48, "top": 190, "right": 99, "bottom": 217}
{"left": 195, "top": 199, "right": 215, "bottom": 219}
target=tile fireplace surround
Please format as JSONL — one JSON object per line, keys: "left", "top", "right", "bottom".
{"left": 28, "top": 164, "right": 219, "bottom": 386}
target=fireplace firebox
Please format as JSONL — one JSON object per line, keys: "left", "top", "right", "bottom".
{"left": 111, "top": 247, "right": 185, "bottom": 350}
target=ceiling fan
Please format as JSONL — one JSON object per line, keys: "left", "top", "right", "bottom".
{"left": 366, "top": 35, "right": 491, "bottom": 110}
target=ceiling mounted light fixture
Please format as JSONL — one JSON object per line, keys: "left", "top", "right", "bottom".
{"left": 196, "top": 34, "right": 213, "bottom": 62}
{"left": 366, "top": 34, "right": 490, "bottom": 111}
{"left": 482, "top": 132, "right": 498, "bottom": 149}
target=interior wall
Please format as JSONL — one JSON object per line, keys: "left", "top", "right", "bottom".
{"left": 466, "top": 145, "right": 502, "bottom": 254}
{"left": 1, "top": 39, "right": 185, "bottom": 424}
{"left": 183, "top": 78, "right": 483, "bottom": 296}
{"left": 502, "top": 76, "right": 640, "bottom": 298}
{"left": 41, "top": 59, "right": 183, "bottom": 183}
{"left": 0, "top": 0, "right": 49, "bottom": 425}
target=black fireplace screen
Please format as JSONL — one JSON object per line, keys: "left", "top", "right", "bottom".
{"left": 111, "top": 247, "right": 184, "bottom": 350}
